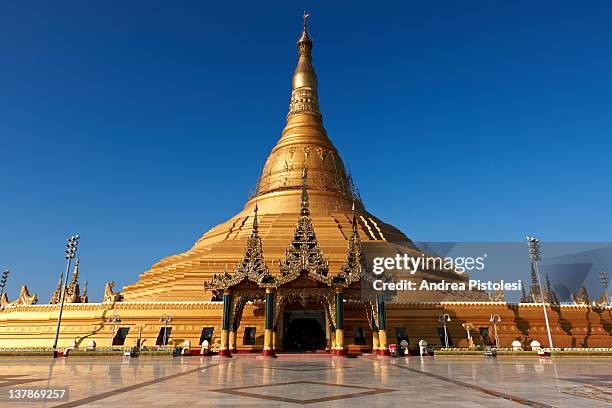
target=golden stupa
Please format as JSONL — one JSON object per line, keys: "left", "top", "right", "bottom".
{"left": 122, "top": 15, "right": 433, "bottom": 302}
{"left": 1, "top": 15, "right": 609, "bottom": 352}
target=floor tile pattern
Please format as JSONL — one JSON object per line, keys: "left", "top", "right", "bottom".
{"left": 0, "top": 356, "right": 609, "bottom": 407}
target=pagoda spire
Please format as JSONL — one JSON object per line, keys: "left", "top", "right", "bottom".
{"left": 204, "top": 204, "right": 270, "bottom": 290}
{"left": 80, "top": 280, "right": 88, "bottom": 303}
{"left": 338, "top": 199, "right": 363, "bottom": 286}
{"left": 65, "top": 257, "right": 81, "bottom": 303}
{"left": 70, "top": 257, "right": 80, "bottom": 284}
{"left": 49, "top": 271, "right": 63, "bottom": 304}
{"left": 278, "top": 167, "right": 330, "bottom": 284}
{"left": 528, "top": 261, "right": 542, "bottom": 303}
{"left": 289, "top": 11, "right": 320, "bottom": 118}
{"left": 520, "top": 284, "right": 529, "bottom": 303}
{"left": 252, "top": 12, "right": 355, "bottom": 204}
{"left": 545, "top": 274, "right": 559, "bottom": 304}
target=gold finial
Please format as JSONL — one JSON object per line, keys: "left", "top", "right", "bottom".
{"left": 303, "top": 11, "right": 311, "bottom": 33}
{"left": 289, "top": 11, "right": 320, "bottom": 118}
{"left": 297, "top": 11, "right": 313, "bottom": 51}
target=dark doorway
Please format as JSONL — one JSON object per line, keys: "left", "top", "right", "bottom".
{"left": 156, "top": 327, "right": 172, "bottom": 346}
{"left": 113, "top": 327, "right": 130, "bottom": 346}
{"left": 283, "top": 310, "right": 326, "bottom": 351}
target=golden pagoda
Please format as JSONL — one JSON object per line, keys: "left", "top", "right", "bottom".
{"left": 0, "top": 14, "right": 610, "bottom": 352}
{"left": 122, "top": 13, "right": 473, "bottom": 304}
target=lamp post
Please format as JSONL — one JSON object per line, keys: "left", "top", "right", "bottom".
{"left": 525, "top": 236, "right": 554, "bottom": 349}
{"left": 160, "top": 314, "right": 172, "bottom": 347}
{"left": 462, "top": 322, "right": 474, "bottom": 348}
{"left": 600, "top": 271, "right": 609, "bottom": 307}
{"left": 52, "top": 235, "right": 80, "bottom": 351}
{"left": 0, "top": 269, "right": 10, "bottom": 300}
{"left": 108, "top": 314, "right": 121, "bottom": 348}
{"left": 438, "top": 314, "right": 451, "bottom": 348}
{"left": 490, "top": 314, "right": 501, "bottom": 348}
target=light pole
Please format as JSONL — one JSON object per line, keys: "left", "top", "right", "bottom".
{"left": 525, "top": 236, "right": 554, "bottom": 349}
{"left": 108, "top": 314, "right": 121, "bottom": 348}
{"left": 438, "top": 314, "right": 451, "bottom": 348}
{"left": 490, "top": 314, "right": 501, "bottom": 348}
{"left": 600, "top": 271, "right": 609, "bottom": 307}
{"left": 0, "top": 269, "right": 10, "bottom": 300}
{"left": 160, "top": 314, "right": 172, "bottom": 347}
{"left": 52, "top": 235, "right": 79, "bottom": 351}
{"left": 462, "top": 322, "right": 474, "bottom": 348}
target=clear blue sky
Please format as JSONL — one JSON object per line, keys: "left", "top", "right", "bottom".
{"left": 1, "top": 1, "right": 611, "bottom": 301}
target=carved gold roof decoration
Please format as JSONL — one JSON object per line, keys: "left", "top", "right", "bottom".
{"left": 1, "top": 285, "right": 37, "bottom": 307}
{"left": 336, "top": 201, "right": 364, "bottom": 287}
{"left": 65, "top": 258, "right": 82, "bottom": 303}
{"left": 204, "top": 204, "right": 272, "bottom": 291}
{"left": 80, "top": 281, "right": 88, "bottom": 303}
{"left": 572, "top": 286, "right": 590, "bottom": 305}
{"left": 277, "top": 167, "right": 331, "bottom": 286}
{"left": 488, "top": 286, "right": 506, "bottom": 302}
{"left": 103, "top": 281, "right": 124, "bottom": 303}
{"left": 49, "top": 272, "right": 63, "bottom": 304}
{"left": 49, "top": 258, "right": 88, "bottom": 304}
{"left": 545, "top": 275, "right": 559, "bottom": 305}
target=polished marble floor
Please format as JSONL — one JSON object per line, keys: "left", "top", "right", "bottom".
{"left": 0, "top": 355, "right": 610, "bottom": 407}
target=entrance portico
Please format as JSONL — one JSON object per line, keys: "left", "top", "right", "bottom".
{"left": 204, "top": 170, "right": 386, "bottom": 357}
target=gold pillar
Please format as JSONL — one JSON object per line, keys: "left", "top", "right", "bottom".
{"left": 378, "top": 329, "right": 389, "bottom": 355}
{"left": 219, "top": 289, "right": 232, "bottom": 357}
{"left": 229, "top": 330, "right": 237, "bottom": 352}
{"left": 264, "top": 330, "right": 273, "bottom": 350}
{"left": 372, "top": 330, "right": 379, "bottom": 353}
{"left": 220, "top": 330, "right": 229, "bottom": 353}
{"left": 334, "top": 289, "right": 346, "bottom": 356}
{"left": 335, "top": 328, "right": 345, "bottom": 356}
{"left": 262, "top": 288, "right": 276, "bottom": 357}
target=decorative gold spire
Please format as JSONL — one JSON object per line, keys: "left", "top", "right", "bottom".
{"left": 298, "top": 11, "right": 312, "bottom": 55}
{"left": 65, "top": 258, "right": 81, "bottom": 303}
{"left": 70, "top": 258, "right": 80, "bottom": 284}
{"left": 4, "top": 286, "right": 37, "bottom": 306}
{"left": 289, "top": 11, "right": 320, "bottom": 118}
{"left": 337, "top": 199, "right": 363, "bottom": 286}
{"left": 49, "top": 272, "right": 63, "bottom": 304}
{"left": 545, "top": 274, "right": 559, "bottom": 304}
{"left": 204, "top": 205, "right": 271, "bottom": 290}
{"left": 277, "top": 170, "right": 330, "bottom": 285}
{"left": 80, "top": 280, "right": 88, "bottom": 303}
